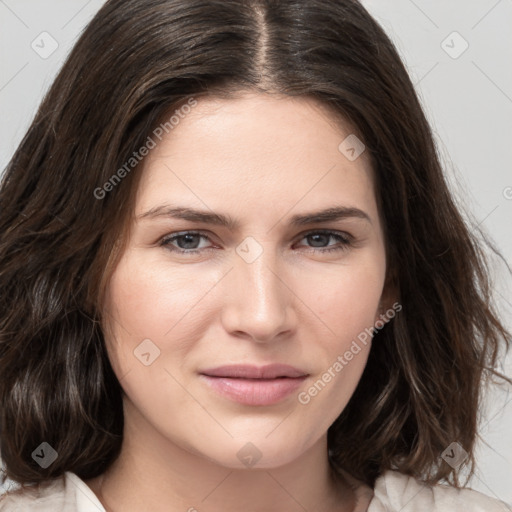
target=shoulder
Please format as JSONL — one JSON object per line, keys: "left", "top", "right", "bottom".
{"left": 368, "top": 469, "right": 512, "bottom": 512}
{"left": 0, "top": 472, "right": 105, "bottom": 512}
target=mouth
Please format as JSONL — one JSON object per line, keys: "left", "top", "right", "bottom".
{"left": 199, "top": 364, "right": 309, "bottom": 406}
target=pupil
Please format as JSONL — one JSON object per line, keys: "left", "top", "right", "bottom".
{"left": 179, "top": 234, "right": 199, "bottom": 249}
{"left": 309, "top": 234, "right": 328, "bottom": 247}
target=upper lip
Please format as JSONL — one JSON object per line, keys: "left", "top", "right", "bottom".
{"left": 200, "top": 364, "right": 308, "bottom": 379}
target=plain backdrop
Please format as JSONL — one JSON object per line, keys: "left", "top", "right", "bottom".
{"left": 0, "top": 0, "right": 511, "bottom": 504}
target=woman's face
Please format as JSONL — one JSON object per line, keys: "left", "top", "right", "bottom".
{"left": 103, "top": 92, "right": 390, "bottom": 469}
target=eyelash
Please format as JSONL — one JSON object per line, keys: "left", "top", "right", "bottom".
{"left": 159, "top": 230, "right": 353, "bottom": 255}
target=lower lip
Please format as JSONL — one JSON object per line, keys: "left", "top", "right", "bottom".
{"left": 200, "top": 375, "right": 307, "bottom": 406}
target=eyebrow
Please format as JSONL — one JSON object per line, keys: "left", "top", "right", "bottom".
{"left": 137, "top": 204, "right": 372, "bottom": 228}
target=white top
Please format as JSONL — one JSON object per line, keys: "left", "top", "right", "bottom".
{"left": 0, "top": 469, "right": 510, "bottom": 511}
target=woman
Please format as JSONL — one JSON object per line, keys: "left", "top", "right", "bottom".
{"left": 0, "top": 0, "right": 510, "bottom": 510}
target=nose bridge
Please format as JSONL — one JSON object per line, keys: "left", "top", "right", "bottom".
{"left": 237, "top": 240, "right": 284, "bottom": 314}
{"left": 243, "top": 252, "right": 280, "bottom": 306}
{"left": 222, "top": 236, "right": 293, "bottom": 341}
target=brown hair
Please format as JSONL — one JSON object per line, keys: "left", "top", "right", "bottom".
{"left": 0, "top": 0, "right": 510, "bottom": 490}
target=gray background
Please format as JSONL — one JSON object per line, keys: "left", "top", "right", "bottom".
{"left": 0, "top": 0, "right": 511, "bottom": 504}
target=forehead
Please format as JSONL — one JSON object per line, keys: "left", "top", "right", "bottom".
{"left": 134, "top": 93, "right": 378, "bottom": 228}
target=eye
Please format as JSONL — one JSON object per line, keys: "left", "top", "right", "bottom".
{"left": 159, "top": 229, "right": 354, "bottom": 256}
{"left": 160, "top": 231, "right": 212, "bottom": 254}
{"left": 295, "top": 230, "right": 353, "bottom": 253}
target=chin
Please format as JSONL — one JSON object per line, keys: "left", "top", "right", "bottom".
{"left": 186, "top": 433, "right": 314, "bottom": 470}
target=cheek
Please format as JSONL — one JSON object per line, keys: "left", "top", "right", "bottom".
{"left": 293, "top": 259, "right": 384, "bottom": 419}
{"left": 104, "top": 250, "right": 214, "bottom": 340}
{"left": 101, "top": 258, "right": 196, "bottom": 421}
{"left": 305, "top": 258, "right": 385, "bottom": 341}
{"left": 294, "top": 274, "right": 381, "bottom": 432}
{"left": 101, "top": 250, "right": 225, "bottom": 385}
{"left": 298, "top": 344, "right": 370, "bottom": 440}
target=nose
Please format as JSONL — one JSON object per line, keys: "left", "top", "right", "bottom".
{"left": 220, "top": 245, "right": 296, "bottom": 344}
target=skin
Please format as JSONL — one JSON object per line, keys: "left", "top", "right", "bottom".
{"left": 86, "top": 92, "right": 394, "bottom": 512}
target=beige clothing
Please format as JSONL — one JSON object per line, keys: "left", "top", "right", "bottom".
{"left": 1, "top": 469, "right": 511, "bottom": 511}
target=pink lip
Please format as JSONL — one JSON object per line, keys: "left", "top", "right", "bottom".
{"left": 200, "top": 364, "right": 307, "bottom": 379}
{"left": 199, "top": 364, "right": 309, "bottom": 406}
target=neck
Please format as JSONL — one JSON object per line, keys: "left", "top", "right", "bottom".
{"left": 85, "top": 401, "right": 358, "bottom": 512}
